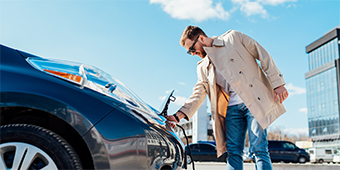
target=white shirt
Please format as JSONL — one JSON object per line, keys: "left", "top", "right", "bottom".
{"left": 215, "top": 68, "right": 243, "bottom": 106}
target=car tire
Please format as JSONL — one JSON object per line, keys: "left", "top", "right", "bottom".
{"left": 318, "top": 159, "right": 324, "bottom": 164}
{"left": 298, "top": 156, "right": 307, "bottom": 164}
{"left": 0, "top": 124, "right": 82, "bottom": 170}
{"left": 187, "top": 155, "right": 192, "bottom": 164}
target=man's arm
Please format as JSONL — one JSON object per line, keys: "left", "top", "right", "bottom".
{"left": 167, "top": 69, "right": 208, "bottom": 125}
{"left": 234, "top": 30, "right": 288, "bottom": 103}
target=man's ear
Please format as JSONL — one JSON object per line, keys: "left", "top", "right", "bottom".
{"left": 199, "top": 35, "right": 210, "bottom": 46}
{"left": 199, "top": 35, "right": 205, "bottom": 42}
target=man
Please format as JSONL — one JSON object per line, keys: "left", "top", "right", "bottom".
{"left": 167, "top": 26, "right": 288, "bottom": 170}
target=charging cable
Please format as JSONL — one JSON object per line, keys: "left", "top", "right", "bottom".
{"left": 177, "top": 124, "right": 195, "bottom": 170}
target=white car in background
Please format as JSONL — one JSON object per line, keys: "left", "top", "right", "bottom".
{"left": 309, "top": 148, "right": 337, "bottom": 164}
{"left": 333, "top": 154, "right": 340, "bottom": 164}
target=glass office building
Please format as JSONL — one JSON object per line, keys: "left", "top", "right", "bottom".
{"left": 305, "top": 25, "right": 340, "bottom": 148}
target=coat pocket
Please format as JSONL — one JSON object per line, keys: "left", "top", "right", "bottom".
{"left": 252, "top": 78, "right": 275, "bottom": 115}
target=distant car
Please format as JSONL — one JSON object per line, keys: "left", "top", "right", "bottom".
{"left": 0, "top": 44, "right": 185, "bottom": 170}
{"left": 242, "top": 152, "right": 254, "bottom": 163}
{"left": 198, "top": 140, "right": 216, "bottom": 145}
{"left": 309, "top": 148, "right": 338, "bottom": 164}
{"left": 268, "top": 140, "right": 310, "bottom": 163}
{"left": 185, "top": 143, "right": 227, "bottom": 164}
{"left": 333, "top": 154, "right": 340, "bottom": 164}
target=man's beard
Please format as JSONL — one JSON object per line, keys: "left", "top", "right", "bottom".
{"left": 201, "top": 51, "right": 207, "bottom": 58}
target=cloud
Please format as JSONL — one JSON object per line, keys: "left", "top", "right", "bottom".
{"left": 159, "top": 95, "right": 187, "bottom": 106}
{"left": 165, "top": 90, "right": 172, "bottom": 94}
{"left": 240, "top": 1, "right": 268, "bottom": 18}
{"left": 270, "top": 126, "right": 308, "bottom": 136}
{"left": 150, "top": 0, "right": 297, "bottom": 22}
{"left": 286, "top": 4, "right": 296, "bottom": 8}
{"left": 282, "top": 127, "right": 308, "bottom": 136}
{"left": 179, "top": 82, "right": 186, "bottom": 85}
{"left": 232, "top": 0, "right": 297, "bottom": 18}
{"left": 259, "top": 0, "right": 297, "bottom": 6}
{"left": 150, "top": 0, "right": 230, "bottom": 22}
{"left": 286, "top": 83, "right": 306, "bottom": 96}
{"left": 299, "top": 107, "right": 307, "bottom": 114}
{"left": 159, "top": 96, "right": 167, "bottom": 101}
{"left": 174, "top": 96, "right": 188, "bottom": 106}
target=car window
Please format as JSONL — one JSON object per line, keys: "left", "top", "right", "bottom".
{"left": 268, "top": 142, "right": 282, "bottom": 150}
{"left": 326, "top": 150, "right": 332, "bottom": 154}
{"left": 190, "top": 144, "right": 200, "bottom": 150}
{"left": 309, "top": 150, "right": 314, "bottom": 154}
{"left": 283, "top": 142, "right": 296, "bottom": 150}
{"left": 200, "top": 144, "right": 215, "bottom": 151}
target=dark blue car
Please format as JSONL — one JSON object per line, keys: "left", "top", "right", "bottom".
{"left": 268, "top": 140, "right": 310, "bottom": 163}
{"left": 0, "top": 44, "right": 185, "bottom": 170}
{"left": 185, "top": 143, "right": 227, "bottom": 164}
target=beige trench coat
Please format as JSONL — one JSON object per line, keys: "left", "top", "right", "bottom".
{"left": 179, "top": 30, "right": 286, "bottom": 157}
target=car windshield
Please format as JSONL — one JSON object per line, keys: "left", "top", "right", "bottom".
{"left": 27, "top": 57, "right": 161, "bottom": 120}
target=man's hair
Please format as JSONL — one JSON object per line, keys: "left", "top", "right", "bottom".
{"left": 180, "top": 25, "right": 207, "bottom": 47}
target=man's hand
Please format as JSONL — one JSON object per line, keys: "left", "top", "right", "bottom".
{"left": 167, "top": 115, "right": 178, "bottom": 123}
{"left": 166, "top": 111, "right": 186, "bottom": 129}
{"left": 274, "top": 85, "right": 289, "bottom": 104}
{"left": 167, "top": 115, "right": 177, "bottom": 129}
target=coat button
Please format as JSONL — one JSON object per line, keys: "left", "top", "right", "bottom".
{"left": 250, "top": 84, "right": 253, "bottom": 87}
{"left": 230, "top": 59, "right": 234, "bottom": 61}
{"left": 279, "top": 74, "right": 283, "bottom": 77}
{"left": 258, "top": 97, "right": 261, "bottom": 100}
{"left": 239, "top": 71, "right": 242, "bottom": 74}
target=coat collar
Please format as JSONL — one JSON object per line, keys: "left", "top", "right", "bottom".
{"left": 211, "top": 37, "right": 225, "bottom": 47}
{"left": 197, "top": 56, "right": 211, "bottom": 69}
{"left": 197, "top": 35, "right": 227, "bottom": 67}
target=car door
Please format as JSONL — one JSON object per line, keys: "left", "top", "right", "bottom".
{"left": 189, "top": 144, "right": 201, "bottom": 161}
{"left": 199, "top": 143, "right": 217, "bottom": 161}
{"left": 281, "top": 142, "right": 298, "bottom": 162}
{"left": 325, "top": 149, "right": 334, "bottom": 162}
{"left": 268, "top": 141, "right": 283, "bottom": 162}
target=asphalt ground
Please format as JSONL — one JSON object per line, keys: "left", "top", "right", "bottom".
{"left": 183, "top": 162, "right": 340, "bottom": 170}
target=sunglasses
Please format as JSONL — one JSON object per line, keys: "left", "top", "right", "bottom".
{"left": 187, "top": 36, "right": 199, "bottom": 55}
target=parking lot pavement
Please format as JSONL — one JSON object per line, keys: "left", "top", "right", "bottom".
{"left": 272, "top": 162, "right": 340, "bottom": 170}
{"left": 184, "top": 162, "right": 340, "bottom": 170}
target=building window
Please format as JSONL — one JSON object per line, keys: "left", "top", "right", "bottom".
{"left": 323, "top": 127, "right": 328, "bottom": 133}
{"left": 310, "top": 85, "right": 314, "bottom": 92}
{"left": 320, "top": 82, "right": 324, "bottom": 91}
{"left": 312, "top": 129, "right": 316, "bottom": 134}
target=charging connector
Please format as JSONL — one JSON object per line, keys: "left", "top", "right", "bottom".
{"left": 177, "top": 124, "right": 195, "bottom": 170}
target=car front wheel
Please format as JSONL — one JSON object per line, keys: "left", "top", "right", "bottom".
{"left": 187, "top": 155, "right": 192, "bottom": 164}
{"left": 298, "top": 156, "right": 307, "bottom": 163}
{"left": 0, "top": 124, "right": 82, "bottom": 170}
{"left": 318, "top": 159, "right": 324, "bottom": 164}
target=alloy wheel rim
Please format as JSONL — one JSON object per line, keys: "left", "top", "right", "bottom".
{"left": 0, "top": 142, "right": 58, "bottom": 170}
{"left": 187, "top": 155, "right": 191, "bottom": 163}
{"left": 299, "top": 157, "right": 306, "bottom": 163}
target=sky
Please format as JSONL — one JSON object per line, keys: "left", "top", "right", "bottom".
{"left": 0, "top": 0, "right": 339, "bottom": 137}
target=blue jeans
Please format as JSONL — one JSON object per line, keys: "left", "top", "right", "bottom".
{"left": 225, "top": 103, "right": 272, "bottom": 170}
